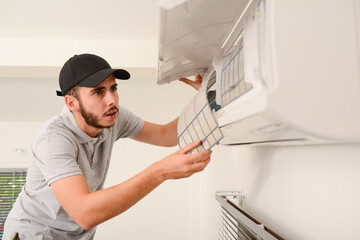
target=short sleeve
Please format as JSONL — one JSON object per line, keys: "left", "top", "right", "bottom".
{"left": 115, "top": 106, "right": 144, "bottom": 140}
{"left": 33, "top": 133, "right": 83, "bottom": 186}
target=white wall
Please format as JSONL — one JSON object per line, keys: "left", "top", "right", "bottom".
{"left": 0, "top": 122, "right": 43, "bottom": 168}
{"left": 189, "top": 142, "right": 360, "bottom": 240}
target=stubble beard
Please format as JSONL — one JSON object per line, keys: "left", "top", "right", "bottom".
{"left": 78, "top": 100, "right": 117, "bottom": 129}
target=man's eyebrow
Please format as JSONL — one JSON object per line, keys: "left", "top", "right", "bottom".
{"left": 90, "top": 86, "right": 106, "bottom": 92}
{"left": 90, "top": 83, "right": 117, "bottom": 93}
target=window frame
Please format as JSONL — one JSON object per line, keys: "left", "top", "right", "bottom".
{"left": 0, "top": 168, "right": 27, "bottom": 239}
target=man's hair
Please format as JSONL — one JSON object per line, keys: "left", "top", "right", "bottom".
{"left": 64, "top": 86, "right": 80, "bottom": 100}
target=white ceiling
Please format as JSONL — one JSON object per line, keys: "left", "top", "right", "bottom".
{"left": 0, "top": 0, "right": 161, "bottom": 122}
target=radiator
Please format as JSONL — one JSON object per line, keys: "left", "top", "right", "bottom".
{"left": 216, "top": 192, "right": 283, "bottom": 240}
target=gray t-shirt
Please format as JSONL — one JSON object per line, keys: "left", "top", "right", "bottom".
{"left": 4, "top": 106, "right": 144, "bottom": 240}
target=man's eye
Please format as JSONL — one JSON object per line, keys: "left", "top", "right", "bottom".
{"left": 94, "top": 91, "right": 103, "bottom": 95}
{"left": 111, "top": 86, "right": 118, "bottom": 92}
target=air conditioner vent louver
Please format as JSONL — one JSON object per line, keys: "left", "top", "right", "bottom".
{"left": 216, "top": 192, "right": 283, "bottom": 240}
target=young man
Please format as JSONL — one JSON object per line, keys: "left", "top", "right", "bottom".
{"left": 3, "top": 54, "right": 212, "bottom": 240}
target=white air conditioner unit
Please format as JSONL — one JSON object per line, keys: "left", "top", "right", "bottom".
{"left": 157, "top": 0, "right": 360, "bottom": 146}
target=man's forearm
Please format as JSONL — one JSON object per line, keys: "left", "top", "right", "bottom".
{"left": 79, "top": 163, "right": 165, "bottom": 230}
{"left": 133, "top": 118, "right": 179, "bottom": 147}
{"left": 164, "top": 117, "right": 179, "bottom": 147}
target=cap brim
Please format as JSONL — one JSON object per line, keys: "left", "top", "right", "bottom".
{"left": 77, "top": 68, "right": 130, "bottom": 88}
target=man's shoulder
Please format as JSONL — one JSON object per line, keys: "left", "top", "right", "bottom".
{"left": 31, "top": 115, "right": 80, "bottom": 159}
{"left": 36, "top": 115, "right": 76, "bottom": 143}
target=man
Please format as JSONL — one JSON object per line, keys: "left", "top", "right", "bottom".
{"left": 3, "top": 54, "right": 212, "bottom": 239}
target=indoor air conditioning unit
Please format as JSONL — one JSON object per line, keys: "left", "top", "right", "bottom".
{"left": 157, "top": 0, "right": 360, "bottom": 147}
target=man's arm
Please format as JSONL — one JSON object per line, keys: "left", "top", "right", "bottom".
{"left": 133, "top": 75, "right": 203, "bottom": 147}
{"left": 133, "top": 118, "right": 179, "bottom": 147}
{"left": 50, "top": 140, "right": 211, "bottom": 230}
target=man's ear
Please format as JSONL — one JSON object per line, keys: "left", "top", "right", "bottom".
{"left": 64, "top": 95, "right": 79, "bottom": 112}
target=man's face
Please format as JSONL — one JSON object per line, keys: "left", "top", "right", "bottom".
{"left": 77, "top": 75, "right": 119, "bottom": 129}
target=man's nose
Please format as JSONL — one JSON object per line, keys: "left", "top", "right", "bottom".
{"left": 105, "top": 91, "right": 116, "bottom": 106}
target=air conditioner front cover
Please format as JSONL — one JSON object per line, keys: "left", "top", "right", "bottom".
{"left": 157, "top": 0, "right": 248, "bottom": 84}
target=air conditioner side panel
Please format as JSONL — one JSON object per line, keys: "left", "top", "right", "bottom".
{"left": 266, "top": 0, "right": 360, "bottom": 141}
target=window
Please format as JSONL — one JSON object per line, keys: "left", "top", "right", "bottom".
{"left": 0, "top": 169, "right": 27, "bottom": 239}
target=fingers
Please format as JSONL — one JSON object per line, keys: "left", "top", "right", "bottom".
{"left": 163, "top": 140, "right": 212, "bottom": 179}
{"left": 178, "top": 140, "right": 212, "bottom": 163}
{"left": 194, "top": 74, "right": 203, "bottom": 82}
{"left": 178, "top": 140, "right": 202, "bottom": 154}
{"left": 186, "top": 156, "right": 211, "bottom": 175}
{"left": 186, "top": 150, "right": 212, "bottom": 164}
{"left": 179, "top": 74, "right": 202, "bottom": 84}
{"left": 179, "top": 78, "right": 195, "bottom": 87}
{"left": 179, "top": 75, "right": 203, "bottom": 91}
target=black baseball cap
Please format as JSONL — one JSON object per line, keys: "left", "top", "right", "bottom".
{"left": 56, "top": 53, "right": 130, "bottom": 96}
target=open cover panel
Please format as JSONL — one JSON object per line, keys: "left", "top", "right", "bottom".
{"left": 157, "top": 0, "right": 250, "bottom": 84}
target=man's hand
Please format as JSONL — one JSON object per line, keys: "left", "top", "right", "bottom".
{"left": 154, "top": 140, "right": 212, "bottom": 180}
{"left": 179, "top": 74, "right": 203, "bottom": 91}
